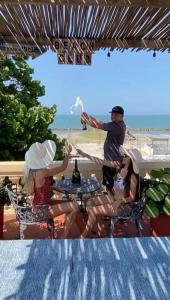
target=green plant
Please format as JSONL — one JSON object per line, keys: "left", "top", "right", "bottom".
{"left": 0, "top": 56, "right": 65, "bottom": 161}
{"left": 0, "top": 176, "right": 12, "bottom": 206}
{"left": 144, "top": 168, "right": 170, "bottom": 218}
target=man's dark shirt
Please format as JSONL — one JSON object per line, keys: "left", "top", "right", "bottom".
{"left": 103, "top": 120, "right": 126, "bottom": 161}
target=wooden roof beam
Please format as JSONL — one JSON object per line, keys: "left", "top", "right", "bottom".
{"left": 1, "top": 1, "right": 170, "bottom": 9}
{"left": 2, "top": 36, "right": 170, "bottom": 50}
{"left": 96, "top": 38, "right": 170, "bottom": 50}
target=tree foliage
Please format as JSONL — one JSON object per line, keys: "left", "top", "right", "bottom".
{"left": 0, "top": 56, "right": 65, "bottom": 160}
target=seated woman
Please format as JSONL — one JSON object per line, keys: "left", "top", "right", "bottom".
{"left": 76, "top": 148, "right": 140, "bottom": 238}
{"left": 22, "top": 140, "right": 79, "bottom": 238}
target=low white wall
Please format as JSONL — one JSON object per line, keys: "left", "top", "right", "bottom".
{"left": 0, "top": 159, "right": 102, "bottom": 181}
{"left": 1, "top": 158, "right": 170, "bottom": 181}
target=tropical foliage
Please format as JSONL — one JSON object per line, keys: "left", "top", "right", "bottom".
{"left": 144, "top": 168, "right": 170, "bottom": 218}
{"left": 0, "top": 56, "right": 65, "bottom": 160}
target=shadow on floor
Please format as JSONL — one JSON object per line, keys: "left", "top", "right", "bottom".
{"left": 3, "top": 210, "right": 151, "bottom": 240}
{"left": 0, "top": 237, "right": 170, "bottom": 299}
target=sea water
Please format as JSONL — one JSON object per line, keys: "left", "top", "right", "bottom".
{"left": 51, "top": 114, "right": 170, "bottom": 132}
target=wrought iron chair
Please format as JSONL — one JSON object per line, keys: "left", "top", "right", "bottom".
{"left": 105, "top": 178, "right": 150, "bottom": 237}
{"left": 5, "top": 186, "right": 55, "bottom": 239}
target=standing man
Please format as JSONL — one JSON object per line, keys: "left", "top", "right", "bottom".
{"left": 81, "top": 106, "right": 126, "bottom": 191}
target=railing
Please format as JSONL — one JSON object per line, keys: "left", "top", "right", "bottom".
{"left": 2, "top": 158, "right": 170, "bottom": 183}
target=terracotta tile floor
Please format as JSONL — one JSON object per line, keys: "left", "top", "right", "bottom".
{"left": 3, "top": 208, "right": 151, "bottom": 240}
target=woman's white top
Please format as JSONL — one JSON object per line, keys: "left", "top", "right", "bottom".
{"left": 113, "top": 176, "right": 125, "bottom": 201}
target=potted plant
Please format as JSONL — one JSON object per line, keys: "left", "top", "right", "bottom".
{"left": 0, "top": 176, "right": 12, "bottom": 239}
{"left": 144, "top": 168, "right": 170, "bottom": 236}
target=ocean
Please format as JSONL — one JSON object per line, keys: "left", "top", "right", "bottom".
{"left": 51, "top": 114, "right": 170, "bottom": 130}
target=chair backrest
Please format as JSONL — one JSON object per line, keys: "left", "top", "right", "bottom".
{"left": 5, "top": 186, "right": 50, "bottom": 223}
{"left": 131, "top": 178, "right": 149, "bottom": 218}
{"left": 5, "top": 186, "right": 19, "bottom": 209}
{"left": 5, "top": 186, "right": 29, "bottom": 220}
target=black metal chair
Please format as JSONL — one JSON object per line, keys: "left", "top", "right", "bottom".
{"left": 105, "top": 178, "right": 150, "bottom": 237}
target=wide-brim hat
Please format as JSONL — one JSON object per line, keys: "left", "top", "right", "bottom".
{"left": 119, "top": 146, "right": 143, "bottom": 174}
{"left": 25, "top": 140, "right": 56, "bottom": 170}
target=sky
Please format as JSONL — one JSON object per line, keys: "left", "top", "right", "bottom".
{"left": 28, "top": 49, "right": 170, "bottom": 115}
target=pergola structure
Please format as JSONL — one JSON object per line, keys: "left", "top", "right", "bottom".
{"left": 0, "top": 0, "right": 170, "bottom": 62}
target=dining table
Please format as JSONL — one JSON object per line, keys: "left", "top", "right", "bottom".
{"left": 53, "top": 175, "right": 101, "bottom": 211}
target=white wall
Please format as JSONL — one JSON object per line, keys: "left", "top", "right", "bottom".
{"left": 1, "top": 158, "right": 170, "bottom": 182}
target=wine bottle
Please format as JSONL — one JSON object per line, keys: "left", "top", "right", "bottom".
{"left": 72, "top": 159, "right": 81, "bottom": 184}
{"left": 81, "top": 119, "right": 87, "bottom": 130}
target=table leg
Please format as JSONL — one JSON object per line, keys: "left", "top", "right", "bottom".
{"left": 80, "top": 193, "right": 83, "bottom": 207}
{"left": 77, "top": 193, "right": 86, "bottom": 214}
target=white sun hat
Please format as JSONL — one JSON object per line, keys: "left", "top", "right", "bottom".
{"left": 25, "top": 140, "right": 56, "bottom": 170}
{"left": 119, "top": 146, "right": 143, "bottom": 174}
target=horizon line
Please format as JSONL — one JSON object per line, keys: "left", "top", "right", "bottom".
{"left": 56, "top": 113, "right": 170, "bottom": 116}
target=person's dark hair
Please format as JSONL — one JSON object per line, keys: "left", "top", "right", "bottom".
{"left": 121, "top": 157, "right": 139, "bottom": 200}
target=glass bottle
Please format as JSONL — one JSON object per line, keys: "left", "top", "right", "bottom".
{"left": 72, "top": 159, "right": 81, "bottom": 184}
{"left": 81, "top": 119, "right": 87, "bottom": 130}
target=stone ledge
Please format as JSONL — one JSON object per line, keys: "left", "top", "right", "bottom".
{"left": 1, "top": 158, "right": 170, "bottom": 179}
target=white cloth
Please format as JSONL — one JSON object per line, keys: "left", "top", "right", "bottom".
{"left": 114, "top": 177, "right": 125, "bottom": 201}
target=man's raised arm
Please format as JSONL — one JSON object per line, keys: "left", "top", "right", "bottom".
{"left": 81, "top": 112, "right": 103, "bottom": 130}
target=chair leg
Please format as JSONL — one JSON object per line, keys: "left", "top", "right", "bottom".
{"left": 104, "top": 217, "right": 111, "bottom": 237}
{"left": 19, "top": 223, "right": 27, "bottom": 240}
{"left": 135, "top": 218, "right": 143, "bottom": 237}
{"left": 109, "top": 219, "right": 118, "bottom": 237}
{"left": 52, "top": 221, "right": 55, "bottom": 239}
{"left": 47, "top": 219, "right": 55, "bottom": 239}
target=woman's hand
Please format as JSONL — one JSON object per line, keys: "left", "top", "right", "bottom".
{"left": 76, "top": 148, "right": 86, "bottom": 157}
{"left": 64, "top": 143, "right": 72, "bottom": 157}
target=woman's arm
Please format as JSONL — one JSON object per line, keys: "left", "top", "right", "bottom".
{"left": 76, "top": 149, "right": 120, "bottom": 168}
{"left": 44, "top": 156, "right": 70, "bottom": 177}
{"left": 43, "top": 144, "right": 72, "bottom": 177}
{"left": 122, "top": 174, "right": 138, "bottom": 203}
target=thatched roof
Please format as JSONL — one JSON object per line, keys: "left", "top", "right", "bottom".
{"left": 0, "top": 0, "right": 170, "bottom": 57}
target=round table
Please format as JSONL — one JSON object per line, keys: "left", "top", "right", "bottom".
{"left": 53, "top": 176, "right": 100, "bottom": 211}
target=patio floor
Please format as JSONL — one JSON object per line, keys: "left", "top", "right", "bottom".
{"left": 0, "top": 237, "right": 170, "bottom": 299}
{"left": 3, "top": 208, "right": 151, "bottom": 240}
